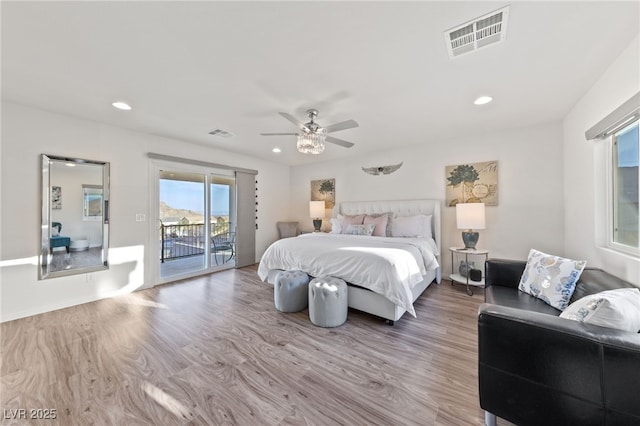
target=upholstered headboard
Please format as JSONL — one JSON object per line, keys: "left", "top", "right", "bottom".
{"left": 335, "top": 199, "right": 441, "bottom": 257}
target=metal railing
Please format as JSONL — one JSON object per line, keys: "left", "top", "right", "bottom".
{"left": 160, "top": 222, "right": 232, "bottom": 263}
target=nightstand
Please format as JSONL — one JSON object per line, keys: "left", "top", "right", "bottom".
{"left": 449, "top": 247, "right": 489, "bottom": 296}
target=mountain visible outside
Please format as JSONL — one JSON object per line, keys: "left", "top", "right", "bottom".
{"left": 160, "top": 180, "right": 230, "bottom": 225}
{"left": 159, "top": 201, "right": 206, "bottom": 224}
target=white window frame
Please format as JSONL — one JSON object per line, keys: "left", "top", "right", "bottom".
{"left": 82, "top": 184, "right": 103, "bottom": 221}
{"left": 606, "top": 121, "right": 639, "bottom": 257}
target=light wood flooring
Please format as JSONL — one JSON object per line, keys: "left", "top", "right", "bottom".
{"left": 1, "top": 265, "right": 510, "bottom": 425}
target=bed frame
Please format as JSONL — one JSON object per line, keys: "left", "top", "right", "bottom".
{"left": 268, "top": 199, "right": 442, "bottom": 325}
{"left": 338, "top": 199, "right": 441, "bottom": 324}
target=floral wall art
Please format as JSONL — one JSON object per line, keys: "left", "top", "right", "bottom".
{"left": 51, "top": 186, "right": 62, "bottom": 209}
{"left": 310, "top": 178, "right": 335, "bottom": 209}
{"left": 446, "top": 161, "right": 498, "bottom": 206}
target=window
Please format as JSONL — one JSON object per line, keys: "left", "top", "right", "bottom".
{"left": 611, "top": 120, "right": 639, "bottom": 253}
{"left": 82, "top": 184, "right": 103, "bottom": 221}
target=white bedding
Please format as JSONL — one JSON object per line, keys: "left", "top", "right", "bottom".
{"left": 257, "top": 233, "right": 440, "bottom": 317}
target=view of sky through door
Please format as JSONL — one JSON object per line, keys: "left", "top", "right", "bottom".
{"left": 161, "top": 181, "right": 229, "bottom": 215}
{"left": 159, "top": 170, "right": 235, "bottom": 279}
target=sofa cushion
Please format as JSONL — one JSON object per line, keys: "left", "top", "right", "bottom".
{"left": 560, "top": 288, "right": 640, "bottom": 332}
{"left": 571, "top": 268, "right": 637, "bottom": 303}
{"left": 485, "top": 285, "right": 562, "bottom": 316}
{"left": 518, "top": 249, "right": 587, "bottom": 311}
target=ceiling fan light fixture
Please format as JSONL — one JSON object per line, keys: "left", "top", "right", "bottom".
{"left": 297, "top": 132, "right": 325, "bottom": 154}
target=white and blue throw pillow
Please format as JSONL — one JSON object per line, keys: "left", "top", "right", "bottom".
{"left": 560, "top": 288, "right": 640, "bottom": 332}
{"left": 518, "top": 249, "right": 587, "bottom": 311}
{"left": 344, "top": 223, "right": 375, "bottom": 236}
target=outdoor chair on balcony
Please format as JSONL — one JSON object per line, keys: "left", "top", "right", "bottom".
{"left": 211, "top": 231, "right": 235, "bottom": 265}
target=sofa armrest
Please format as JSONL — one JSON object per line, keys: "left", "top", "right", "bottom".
{"left": 484, "top": 258, "right": 526, "bottom": 289}
{"left": 478, "top": 303, "right": 640, "bottom": 425}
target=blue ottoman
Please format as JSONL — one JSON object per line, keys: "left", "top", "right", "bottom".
{"left": 274, "top": 270, "right": 310, "bottom": 313}
{"left": 309, "top": 276, "right": 348, "bottom": 327}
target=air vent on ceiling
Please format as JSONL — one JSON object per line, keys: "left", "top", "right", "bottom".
{"left": 444, "top": 6, "right": 509, "bottom": 59}
{"left": 209, "top": 129, "right": 234, "bottom": 138}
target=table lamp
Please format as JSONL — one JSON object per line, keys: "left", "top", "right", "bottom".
{"left": 456, "top": 202, "right": 485, "bottom": 249}
{"left": 309, "top": 201, "right": 325, "bottom": 232}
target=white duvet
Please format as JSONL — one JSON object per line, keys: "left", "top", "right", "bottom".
{"left": 257, "top": 233, "right": 440, "bottom": 317}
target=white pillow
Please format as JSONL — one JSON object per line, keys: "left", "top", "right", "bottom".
{"left": 344, "top": 223, "right": 375, "bottom": 236}
{"left": 51, "top": 227, "right": 59, "bottom": 237}
{"left": 390, "top": 214, "right": 432, "bottom": 238}
{"left": 518, "top": 249, "right": 587, "bottom": 311}
{"left": 330, "top": 218, "right": 341, "bottom": 234}
{"left": 560, "top": 288, "right": 640, "bottom": 332}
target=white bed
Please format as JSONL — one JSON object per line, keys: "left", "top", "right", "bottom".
{"left": 258, "top": 199, "right": 442, "bottom": 324}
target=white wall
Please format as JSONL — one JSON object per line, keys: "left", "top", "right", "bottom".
{"left": 0, "top": 102, "right": 290, "bottom": 322}
{"left": 563, "top": 35, "right": 640, "bottom": 285}
{"left": 289, "top": 121, "right": 566, "bottom": 276}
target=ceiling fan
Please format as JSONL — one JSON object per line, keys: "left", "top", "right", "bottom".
{"left": 260, "top": 109, "right": 358, "bottom": 154}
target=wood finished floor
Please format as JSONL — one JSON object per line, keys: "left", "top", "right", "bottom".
{"left": 1, "top": 265, "right": 511, "bottom": 426}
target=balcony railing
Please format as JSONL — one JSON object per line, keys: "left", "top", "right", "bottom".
{"left": 160, "top": 222, "right": 232, "bottom": 263}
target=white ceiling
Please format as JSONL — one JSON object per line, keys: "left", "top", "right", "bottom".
{"left": 2, "top": 1, "right": 639, "bottom": 166}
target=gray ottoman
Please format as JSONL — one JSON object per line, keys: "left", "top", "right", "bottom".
{"left": 274, "top": 270, "right": 310, "bottom": 313}
{"left": 308, "top": 276, "right": 348, "bottom": 327}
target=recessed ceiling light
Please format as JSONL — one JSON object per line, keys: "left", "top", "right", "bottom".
{"left": 272, "top": 147, "right": 282, "bottom": 153}
{"left": 112, "top": 101, "right": 132, "bottom": 110}
{"left": 474, "top": 96, "right": 493, "bottom": 105}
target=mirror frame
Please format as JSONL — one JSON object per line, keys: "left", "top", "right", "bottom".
{"left": 39, "top": 154, "right": 110, "bottom": 280}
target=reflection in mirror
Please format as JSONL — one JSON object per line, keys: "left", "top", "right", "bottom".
{"left": 82, "top": 185, "right": 103, "bottom": 221}
{"left": 40, "top": 154, "right": 110, "bottom": 279}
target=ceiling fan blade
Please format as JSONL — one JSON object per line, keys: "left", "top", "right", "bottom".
{"left": 325, "top": 135, "right": 355, "bottom": 148}
{"left": 278, "top": 112, "right": 310, "bottom": 132}
{"left": 321, "top": 119, "right": 359, "bottom": 133}
{"left": 259, "top": 133, "right": 298, "bottom": 136}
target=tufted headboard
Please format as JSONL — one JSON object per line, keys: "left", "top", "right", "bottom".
{"left": 335, "top": 199, "right": 441, "bottom": 257}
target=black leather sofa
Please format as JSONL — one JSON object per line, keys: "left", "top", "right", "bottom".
{"left": 478, "top": 258, "right": 640, "bottom": 426}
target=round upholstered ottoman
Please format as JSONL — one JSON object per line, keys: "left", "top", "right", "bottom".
{"left": 274, "top": 270, "right": 310, "bottom": 313}
{"left": 308, "top": 276, "right": 348, "bottom": 327}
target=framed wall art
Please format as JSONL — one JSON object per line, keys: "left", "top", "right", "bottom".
{"left": 51, "top": 186, "right": 62, "bottom": 209}
{"left": 445, "top": 160, "right": 498, "bottom": 206}
{"left": 310, "top": 178, "right": 335, "bottom": 209}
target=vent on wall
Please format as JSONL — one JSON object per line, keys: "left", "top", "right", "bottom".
{"left": 444, "top": 6, "right": 510, "bottom": 59}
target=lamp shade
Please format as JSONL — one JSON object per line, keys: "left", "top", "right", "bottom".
{"left": 309, "top": 201, "right": 325, "bottom": 218}
{"left": 456, "top": 203, "right": 486, "bottom": 230}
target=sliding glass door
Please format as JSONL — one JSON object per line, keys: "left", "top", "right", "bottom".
{"left": 210, "top": 176, "right": 236, "bottom": 267}
{"left": 158, "top": 169, "right": 235, "bottom": 280}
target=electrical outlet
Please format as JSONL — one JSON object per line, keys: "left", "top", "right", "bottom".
{"left": 136, "top": 214, "right": 146, "bottom": 222}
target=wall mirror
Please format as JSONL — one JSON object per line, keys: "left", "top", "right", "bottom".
{"left": 40, "top": 154, "right": 110, "bottom": 280}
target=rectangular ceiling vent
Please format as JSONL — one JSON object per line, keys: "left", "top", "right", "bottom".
{"left": 444, "top": 6, "right": 510, "bottom": 59}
